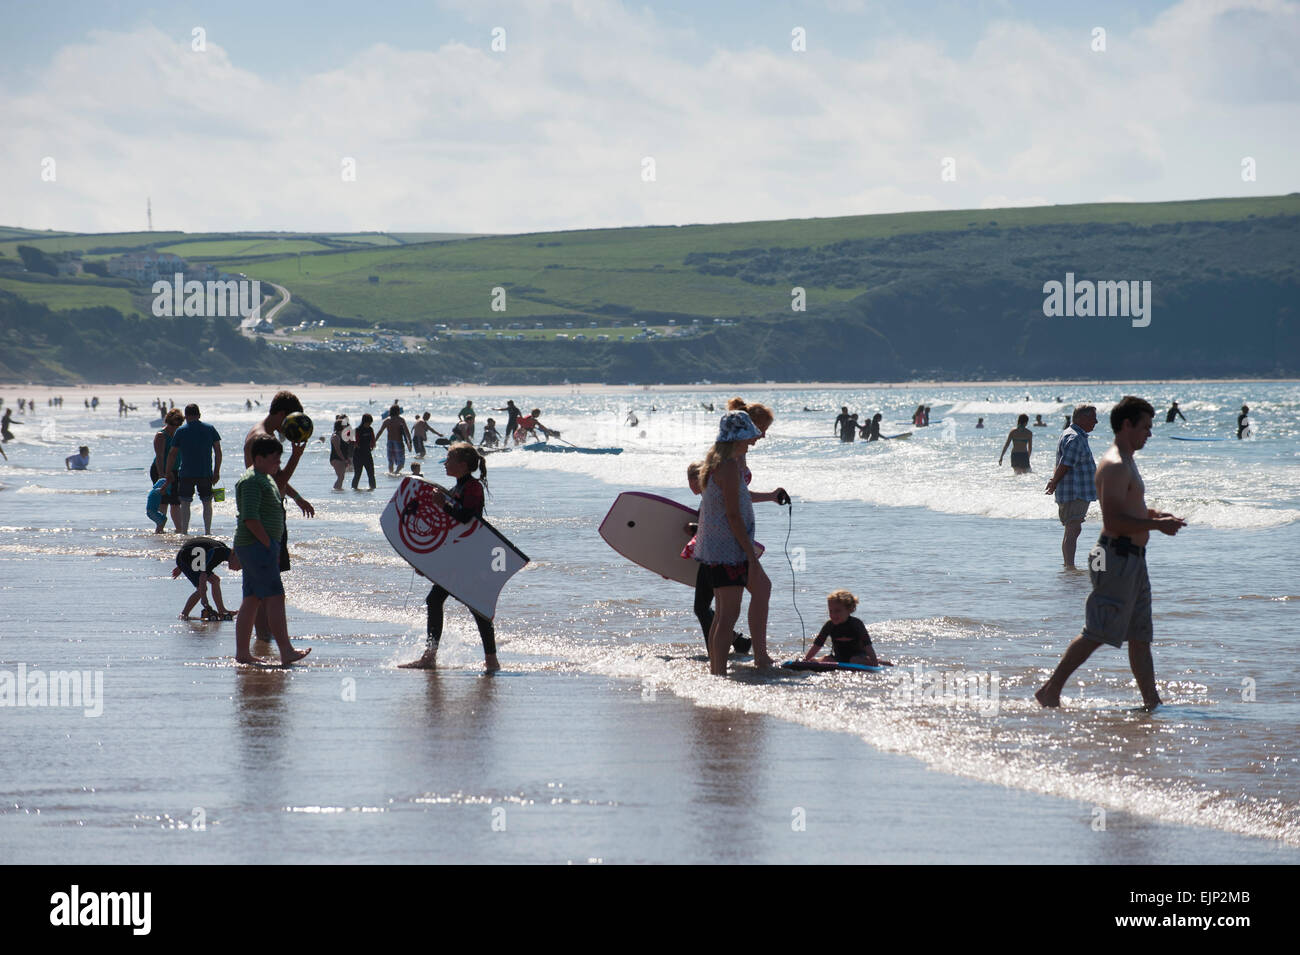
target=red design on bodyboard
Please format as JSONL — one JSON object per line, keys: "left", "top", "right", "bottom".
{"left": 396, "top": 480, "right": 479, "bottom": 555}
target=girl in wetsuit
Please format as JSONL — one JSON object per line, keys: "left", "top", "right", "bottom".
{"left": 399, "top": 442, "right": 499, "bottom": 671}
{"left": 351, "top": 414, "right": 377, "bottom": 489}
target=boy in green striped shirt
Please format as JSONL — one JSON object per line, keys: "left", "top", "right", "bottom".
{"left": 232, "top": 436, "right": 311, "bottom": 665}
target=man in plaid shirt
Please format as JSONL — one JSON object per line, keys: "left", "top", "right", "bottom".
{"left": 1045, "top": 405, "right": 1098, "bottom": 567}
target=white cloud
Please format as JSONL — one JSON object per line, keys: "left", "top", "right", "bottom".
{"left": 1, "top": 0, "right": 1296, "bottom": 234}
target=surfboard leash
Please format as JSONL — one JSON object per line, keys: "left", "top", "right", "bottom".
{"left": 782, "top": 495, "right": 806, "bottom": 652}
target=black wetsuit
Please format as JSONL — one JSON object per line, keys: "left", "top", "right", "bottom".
{"left": 1237, "top": 412, "right": 1249, "bottom": 439}
{"left": 352, "top": 425, "right": 376, "bottom": 488}
{"left": 1166, "top": 406, "right": 1185, "bottom": 423}
{"left": 426, "top": 476, "right": 496, "bottom": 654}
{"left": 810, "top": 616, "right": 873, "bottom": 663}
{"left": 502, "top": 404, "right": 519, "bottom": 439}
{"left": 834, "top": 412, "right": 855, "bottom": 442}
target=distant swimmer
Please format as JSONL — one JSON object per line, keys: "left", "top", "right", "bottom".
{"left": 458, "top": 400, "right": 477, "bottom": 440}
{"left": 975, "top": 418, "right": 985, "bottom": 429}
{"left": 481, "top": 418, "right": 501, "bottom": 447}
{"left": 245, "top": 399, "right": 252, "bottom": 410}
{"left": 802, "top": 590, "right": 891, "bottom": 667}
{"left": 1165, "top": 401, "right": 1186, "bottom": 424}
{"left": 65, "top": 445, "right": 90, "bottom": 470}
{"left": 1237, "top": 405, "right": 1251, "bottom": 439}
{"left": 627, "top": 411, "right": 639, "bottom": 427}
{"left": 866, "top": 412, "right": 882, "bottom": 442}
{"left": 1036, "top": 397, "right": 1186, "bottom": 710}
{"left": 834, "top": 406, "right": 855, "bottom": 442}
{"left": 998, "top": 414, "right": 1034, "bottom": 474}
{"left": 1033, "top": 415, "right": 1047, "bottom": 427}
{"left": 494, "top": 400, "right": 520, "bottom": 440}
{"left": 170, "top": 536, "right": 239, "bottom": 620}
{"left": 411, "top": 412, "right": 443, "bottom": 458}
{"left": 1, "top": 408, "right": 15, "bottom": 442}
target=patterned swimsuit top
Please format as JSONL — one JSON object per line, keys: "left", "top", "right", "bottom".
{"left": 692, "top": 462, "right": 754, "bottom": 565}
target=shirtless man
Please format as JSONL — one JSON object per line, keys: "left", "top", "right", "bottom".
{"left": 411, "top": 412, "right": 443, "bottom": 458}
{"left": 1035, "top": 397, "right": 1186, "bottom": 710}
{"left": 242, "top": 391, "right": 315, "bottom": 652}
{"left": 375, "top": 405, "right": 412, "bottom": 473}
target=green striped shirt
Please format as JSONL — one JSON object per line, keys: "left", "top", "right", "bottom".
{"left": 233, "top": 467, "right": 284, "bottom": 547}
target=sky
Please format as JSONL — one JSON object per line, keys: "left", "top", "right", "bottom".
{"left": 2, "top": 0, "right": 1297, "bottom": 235}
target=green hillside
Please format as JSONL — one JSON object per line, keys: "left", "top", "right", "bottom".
{"left": 2, "top": 195, "right": 1297, "bottom": 384}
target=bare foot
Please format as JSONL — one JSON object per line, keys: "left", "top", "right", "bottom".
{"left": 1139, "top": 695, "right": 1162, "bottom": 712}
{"left": 753, "top": 654, "right": 775, "bottom": 669}
{"left": 235, "top": 654, "right": 265, "bottom": 665}
{"left": 1035, "top": 685, "right": 1061, "bottom": 707}
{"left": 398, "top": 649, "right": 438, "bottom": 669}
{"left": 279, "top": 647, "right": 311, "bottom": 666}
{"left": 484, "top": 654, "right": 501, "bottom": 672}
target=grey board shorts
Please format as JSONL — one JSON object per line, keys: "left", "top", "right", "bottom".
{"left": 1081, "top": 537, "right": 1152, "bottom": 648}
{"left": 1058, "top": 499, "right": 1090, "bottom": 525}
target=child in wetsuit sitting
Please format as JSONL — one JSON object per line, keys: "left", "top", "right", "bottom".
{"left": 803, "top": 590, "right": 890, "bottom": 666}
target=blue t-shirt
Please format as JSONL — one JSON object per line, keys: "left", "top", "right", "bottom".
{"left": 171, "top": 420, "right": 221, "bottom": 478}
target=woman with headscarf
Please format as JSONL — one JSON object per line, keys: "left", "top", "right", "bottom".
{"left": 692, "top": 398, "right": 786, "bottom": 674}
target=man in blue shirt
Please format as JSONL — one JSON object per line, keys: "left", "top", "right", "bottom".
{"left": 165, "top": 403, "right": 222, "bottom": 535}
{"left": 1044, "top": 404, "right": 1097, "bottom": 568}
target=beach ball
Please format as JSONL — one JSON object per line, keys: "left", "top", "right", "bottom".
{"left": 281, "top": 412, "right": 314, "bottom": 442}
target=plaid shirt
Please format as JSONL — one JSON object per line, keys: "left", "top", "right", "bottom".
{"left": 1054, "top": 424, "right": 1097, "bottom": 503}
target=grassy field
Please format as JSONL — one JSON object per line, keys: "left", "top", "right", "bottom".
{"left": 0, "top": 277, "right": 142, "bottom": 314}
{"left": 156, "top": 238, "right": 336, "bottom": 258}
{"left": 0, "top": 231, "right": 190, "bottom": 259}
{"left": 3, "top": 194, "right": 1295, "bottom": 332}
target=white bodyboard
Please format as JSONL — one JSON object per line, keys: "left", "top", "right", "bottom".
{"left": 381, "top": 476, "right": 528, "bottom": 619}
{"left": 599, "top": 491, "right": 700, "bottom": 586}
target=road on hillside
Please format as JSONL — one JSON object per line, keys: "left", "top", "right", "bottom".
{"left": 240, "top": 280, "right": 290, "bottom": 336}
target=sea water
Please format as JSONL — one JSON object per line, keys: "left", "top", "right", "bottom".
{"left": 1, "top": 381, "right": 1296, "bottom": 861}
